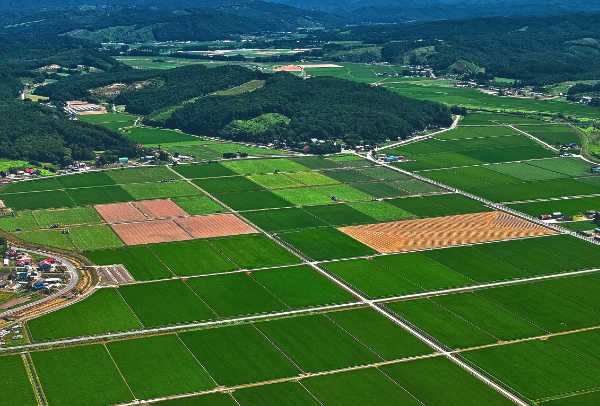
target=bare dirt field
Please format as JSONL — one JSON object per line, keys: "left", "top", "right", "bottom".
{"left": 174, "top": 214, "right": 256, "bottom": 239}
{"left": 338, "top": 211, "right": 555, "bottom": 253}
{"left": 94, "top": 202, "right": 146, "bottom": 223}
{"left": 133, "top": 199, "right": 188, "bottom": 219}
{"left": 111, "top": 219, "right": 192, "bottom": 245}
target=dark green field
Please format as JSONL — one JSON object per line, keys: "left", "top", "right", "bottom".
{"left": 171, "top": 195, "right": 227, "bottom": 215}
{"left": 303, "top": 367, "right": 422, "bottom": 406}
{"left": 0, "top": 177, "right": 61, "bottom": 194}
{"left": 56, "top": 172, "right": 116, "bottom": 189}
{"left": 215, "top": 190, "right": 292, "bottom": 211}
{"left": 474, "top": 239, "right": 582, "bottom": 275}
{"left": 476, "top": 283, "right": 600, "bottom": 333}
{"left": 323, "top": 259, "right": 422, "bottom": 298}
{"left": 0, "top": 355, "right": 37, "bottom": 406}
{"left": 193, "top": 176, "right": 265, "bottom": 193}
{"left": 242, "top": 207, "right": 329, "bottom": 232}
{"left": 179, "top": 324, "right": 301, "bottom": 386}
{"left": 433, "top": 293, "right": 546, "bottom": 341}
{"left": 66, "top": 185, "right": 134, "bottom": 205}
{"left": 209, "top": 234, "right": 301, "bottom": 269}
{"left": 254, "top": 314, "right": 381, "bottom": 373}
{"left": 387, "top": 299, "right": 497, "bottom": 349}
{"left": 150, "top": 240, "right": 238, "bottom": 276}
{"left": 2, "top": 190, "right": 75, "bottom": 210}
{"left": 387, "top": 196, "right": 458, "bottom": 218}
{"left": 84, "top": 246, "right": 173, "bottom": 281}
{"left": 28, "top": 288, "right": 141, "bottom": 341}
{"left": 232, "top": 381, "right": 320, "bottom": 405}
{"left": 106, "top": 334, "right": 215, "bottom": 399}
{"left": 303, "top": 204, "right": 376, "bottom": 226}
{"left": 508, "top": 196, "right": 600, "bottom": 216}
{"left": 250, "top": 265, "right": 357, "bottom": 308}
{"left": 421, "top": 246, "right": 529, "bottom": 283}
{"left": 463, "top": 340, "right": 600, "bottom": 402}
{"left": 350, "top": 181, "right": 408, "bottom": 198}
{"left": 374, "top": 253, "right": 474, "bottom": 290}
{"left": 118, "top": 279, "right": 217, "bottom": 327}
{"left": 186, "top": 272, "right": 288, "bottom": 317}
{"left": 279, "top": 228, "right": 377, "bottom": 260}
{"left": 327, "top": 307, "right": 433, "bottom": 360}
{"left": 380, "top": 356, "right": 515, "bottom": 406}
{"left": 31, "top": 344, "right": 134, "bottom": 406}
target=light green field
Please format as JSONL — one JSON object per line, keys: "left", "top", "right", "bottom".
{"left": 383, "top": 80, "right": 600, "bottom": 119}
{"left": 32, "top": 207, "right": 102, "bottom": 227}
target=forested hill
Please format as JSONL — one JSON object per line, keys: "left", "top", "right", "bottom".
{"left": 35, "top": 64, "right": 261, "bottom": 115}
{"left": 0, "top": 3, "right": 343, "bottom": 44}
{"left": 0, "top": 44, "right": 138, "bottom": 166}
{"left": 165, "top": 73, "right": 452, "bottom": 148}
{"left": 353, "top": 12, "right": 600, "bottom": 84}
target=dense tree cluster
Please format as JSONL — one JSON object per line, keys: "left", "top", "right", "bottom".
{"left": 0, "top": 100, "right": 138, "bottom": 165}
{"left": 115, "top": 65, "right": 259, "bottom": 115}
{"left": 165, "top": 73, "right": 452, "bottom": 146}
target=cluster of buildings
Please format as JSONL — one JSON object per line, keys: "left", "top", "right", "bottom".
{"left": 1, "top": 249, "right": 63, "bottom": 293}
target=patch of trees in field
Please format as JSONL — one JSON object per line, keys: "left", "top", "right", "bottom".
{"left": 165, "top": 73, "right": 452, "bottom": 148}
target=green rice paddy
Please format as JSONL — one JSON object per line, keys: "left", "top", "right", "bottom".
{"left": 27, "top": 288, "right": 141, "bottom": 341}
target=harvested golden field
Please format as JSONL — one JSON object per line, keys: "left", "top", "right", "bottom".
{"left": 338, "top": 211, "right": 555, "bottom": 253}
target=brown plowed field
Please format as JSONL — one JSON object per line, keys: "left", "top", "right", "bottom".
{"left": 339, "top": 211, "right": 555, "bottom": 253}
{"left": 174, "top": 214, "right": 257, "bottom": 239}
{"left": 94, "top": 202, "right": 146, "bottom": 223}
{"left": 112, "top": 219, "right": 192, "bottom": 245}
{"left": 133, "top": 199, "right": 188, "bottom": 219}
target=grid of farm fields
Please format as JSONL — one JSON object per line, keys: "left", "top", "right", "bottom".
{"left": 3, "top": 115, "right": 600, "bottom": 406}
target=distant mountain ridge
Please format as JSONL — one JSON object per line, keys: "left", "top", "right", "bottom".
{"left": 3, "top": 0, "right": 600, "bottom": 24}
